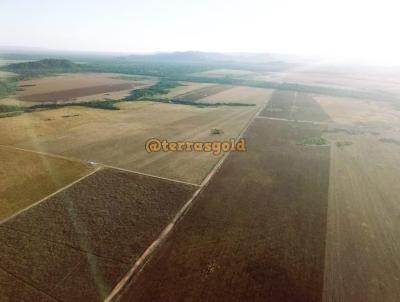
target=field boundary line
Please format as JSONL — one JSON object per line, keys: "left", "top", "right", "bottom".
{"left": 104, "top": 184, "right": 204, "bottom": 302}
{"left": 100, "top": 164, "right": 200, "bottom": 188}
{"left": 104, "top": 104, "right": 266, "bottom": 302}
{"left": 256, "top": 115, "right": 328, "bottom": 125}
{"left": 0, "top": 145, "right": 201, "bottom": 187}
{"left": 200, "top": 104, "right": 264, "bottom": 186}
{"left": 0, "top": 167, "right": 102, "bottom": 226}
{"left": 0, "top": 110, "right": 25, "bottom": 117}
{"left": 0, "top": 265, "right": 61, "bottom": 302}
{"left": 289, "top": 91, "right": 298, "bottom": 120}
{"left": 0, "top": 144, "right": 90, "bottom": 165}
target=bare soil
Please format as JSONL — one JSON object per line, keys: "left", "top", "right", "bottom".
{"left": 261, "top": 91, "right": 330, "bottom": 122}
{"left": 260, "top": 90, "right": 295, "bottom": 119}
{"left": 0, "top": 168, "right": 196, "bottom": 301}
{"left": 18, "top": 83, "right": 141, "bottom": 102}
{"left": 118, "top": 119, "right": 331, "bottom": 302}
{"left": 292, "top": 93, "right": 331, "bottom": 122}
{"left": 14, "top": 73, "right": 153, "bottom": 103}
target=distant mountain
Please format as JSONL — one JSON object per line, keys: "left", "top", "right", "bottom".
{"left": 3, "top": 59, "right": 86, "bottom": 78}
{"left": 122, "top": 51, "right": 230, "bottom": 62}
{"left": 122, "top": 51, "right": 276, "bottom": 63}
{"left": 0, "top": 46, "right": 128, "bottom": 61}
{"left": 0, "top": 46, "right": 51, "bottom": 54}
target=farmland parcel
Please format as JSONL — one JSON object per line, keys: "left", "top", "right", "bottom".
{"left": 0, "top": 168, "right": 196, "bottom": 301}
{"left": 118, "top": 118, "right": 331, "bottom": 302}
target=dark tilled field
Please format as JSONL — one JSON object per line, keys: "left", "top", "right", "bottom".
{"left": 0, "top": 168, "right": 196, "bottom": 301}
{"left": 260, "top": 90, "right": 295, "bottom": 119}
{"left": 175, "top": 84, "right": 233, "bottom": 101}
{"left": 0, "top": 268, "right": 57, "bottom": 302}
{"left": 260, "top": 91, "right": 330, "bottom": 122}
{"left": 118, "top": 119, "right": 331, "bottom": 302}
{"left": 292, "top": 93, "right": 331, "bottom": 122}
{"left": 18, "top": 83, "right": 142, "bottom": 102}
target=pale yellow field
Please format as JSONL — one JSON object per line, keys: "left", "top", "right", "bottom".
{"left": 323, "top": 132, "right": 400, "bottom": 302}
{"left": 0, "top": 59, "right": 33, "bottom": 67}
{"left": 0, "top": 98, "right": 27, "bottom": 107}
{"left": 0, "top": 71, "right": 15, "bottom": 78}
{"left": 252, "top": 67, "right": 400, "bottom": 96}
{"left": 0, "top": 146, "right": 91, "bottom": 221}
{"left": 191, "top": 69, "right": 256, "bottom": 78}
{"left": 199, "top": 86, "right": 273, "bottom": 105}
{"left": 155, "top": 82, "right": 214, "bottom": 99}
{"left": 316, "top": 95, "right": 400, "bottom": 127}
{"left": 0, "top": 102, "right": 257, "bottom": 184}
{"left": 68, "top": 88, "right": 134, "bottom": 102}
{"left": 319, "top": 94, "right": 400, "bottom": 301}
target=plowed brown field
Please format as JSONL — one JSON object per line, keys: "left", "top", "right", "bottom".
{"left": 14, "top": 73, "right": 152, "bottom": 103}
{"left": 261, "top": 91, "right": 330, "bottom": 122}
{"left": 118, "top": 119, "right": 330, "bottom": 302}
{"left": 0, "top": 168, "right": 196, "bottom": 301}
{"left": 19, "top": 83, "right": 140, "bottom": 102}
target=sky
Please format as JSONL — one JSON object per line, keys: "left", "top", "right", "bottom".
{"left": 1, "top": 0, "right": 400, "bottom": 64}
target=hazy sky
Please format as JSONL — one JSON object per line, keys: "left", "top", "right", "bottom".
{"left": 1, "top": 0, "right": 399, "bottom": 63}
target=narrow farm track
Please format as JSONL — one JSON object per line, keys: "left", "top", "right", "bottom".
{"left": 0, "top": 89, "right": 369, "bottom": 302}
{"left": 0, "top": 144, "right": 200, "bottom": 187}
{"left": 0, "top": 100, "right": 266, "bottom": 301}
{"left": 109, "top": 92, "right": 335, "bottom": 301}
{"left": 0, "top": 144, "right": 90, "bottom": 165}
{"left": 0, "top": 168, "right": 197, "bottom": 301}
{"left": 256, "top": 115, "right": 329, "bottom": 125}
{"left": 0, "top": 103, "right": 258, "bottom": 185}
{"left": 105, "top": 102, "right": 268, "bottom": 302}
{"left": 1, "top": 67, "right": 398, "bottom": 302}
{"left": 323, "top": 136, "right": 400, "bottom": 301}
{"left": 289, "top": 91, "right": 298, "bottom": 120}
{"left": 94, "top": 164, "right": 200, "bottom": 188}
{"left": 0, "top": 166, "right": 100, "bottom": 226}
{"left": 116, "top": 118, "right": 330, "bottom": 302}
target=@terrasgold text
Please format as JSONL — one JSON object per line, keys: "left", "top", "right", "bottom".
{"left": 145, "top": 138, "right": 247, "bottom": 155}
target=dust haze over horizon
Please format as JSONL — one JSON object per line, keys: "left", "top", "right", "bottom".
{"left": 1, "top": 0, "right": 400, "bottom": 65}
